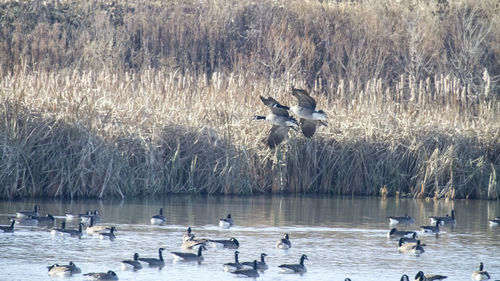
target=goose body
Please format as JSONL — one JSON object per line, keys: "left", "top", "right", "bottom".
{"left": 398, "top": 239, "right": 425, "bottom": 255}
{"left": 0, "top": 220, "right": 15, "bottom": 233}
{"left": 181, "top": 235, "right": 209, "bottom": 250}
{"left": 150, "top": 208, "right": 166, "bottom": 225}
{"left": 219, "top": 213, "right": 234, "bottom": 228}
{"left": 232, "top": 260, "right": 259, "bottom": 278}
{"left": 488, "top": 218, "right": 500, "bottom": 226}
{"left": 421, "top": 220, "right": 441, "bottom": 233}
{"left": 471, "top": 262, "right": 490, "bottom": 280}
{"left": 81, "top": 210, "right": 100, "bottom": 224}
{"left": 223, "top": 251, "right": 243, "bottom": 272}
{"left": 87, "top": 216, "right": 112, "bottom": 234}
{"left": 16, "top": 205, "right": 40, "bottom": 218}
{"left": 51, "top": 221, "right": 66, "bottom": 235}
{"left": 121, "top": 253, "right": 142, "bottom": 271}
{"left": 209, "top": 237, "right": 239, "bottom": 249}
{"left": 242, "top": 253, "right": 268, "bottom": 271}
{"left": 401, "top": 275, "right": 410, "bottom": 281}
{"left": 290, "top": 87, "right": 327, "bottom": 138}
{"left": 60, "top": 223, "right": 84, "bottom": 238}
{"left": 388, "top": 214, "right": 415, "bottom": 225}
{"left": 400, "top": 232, "right": 419, "bottom": 243}
{"left": 387, "top": 228, "right": 416, "bottom": 239}
{"left": 99, "top": 226, "right": 116, "bottom": 240}
{"left": 254, "top": 95, "right": 299, "bottom": 148}
{"left": 414, "top": 271, "right": 448, "bottom": 280}
{"left": 138, "top": 248, "right": 165, "bottom": 268}
{"left": 33, "top": 214, "right": 55, "bottom": 225}
{"left": 47, "top": 261, "right": 81, "bottom": 276}
{"left": 182, "top": 227, "right": 195, "bottom": 242}
{"left": 278, "top": 254, "right": 308, "bottom": 273}
{"left": 430, "top": 210, "right": 456, "bottom": 225}
{"left": 83, "top": 270, "right": 118, "bottom": 280}
{"left": 171, "top": 245, "right": 206, "bottom": 262}
{"left": 13, "top": 216, "right": 38, "bottom": 226}
{"left": 276, "top": 233, "right": 292, "bottom": 249}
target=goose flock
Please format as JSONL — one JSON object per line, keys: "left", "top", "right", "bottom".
{"left": 1, "top": 204, "right": 499, "bottom": 280}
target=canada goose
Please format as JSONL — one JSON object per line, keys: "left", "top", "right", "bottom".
{"left": 219, "top": 214, "right": 234, "bottom": 228}
{"left": 83, "top": 270, "right": 118, "bottom": 280}
{"left": 13, "top": 216, "right": 38, "bottom": 226}
{"left": 47, "top": 262, "right": 81, "bottom": 276}
{"left": 60, "top": 223, "right": 84, "bottom": 238}
{"left": 181, "top": 235, "right": 209, "bottom": 250}
{"left": 421, "top": 220, "right": 440, "bottom": 233}
{"left": 99, "top": 226, "right": 116, "bottom": 240}
{"left": 289, "top": 87, "right": 327, "bottom": 138}
{"left": 51, "top": 221, "right": 66, "bottom": 235}
{"left": 488, "top": 218, "right": 500, "bottom": 226}
{"left": 87, "top": 216, "right": 112, "bottom": 234}
{"left": 209, "top": 237, "right": 239, "bottom": 249}
{"left": 33, "top": 214, "right": 55, "bottom": 225}
{"left": 276, "top": 233, "right": 292, "bottom": 249}
{"left": 121, "top": 253, "right": 142, "bottom": 271}
{"left": 81, "top": 210, "right": 100, "bottom": 224}
{"left": 414, "top": 271, "right": 448, "bottom": 280}
{"left": 171, "top": 245, "right": 206, "bottom": 262}
{"left": 182, "top": 227, "right": 195, "bottom": 242}
{"left": 388, "top": 214, "right": 415, "bottom": 225}
{"left": 0, "top": 220, "right": 15, "bottom": 233}
{"left": 242, "top": 253, "right": 268, "bottom": 271}
{"left": 223, "top": 251, "right": 243, "bottom": 272}
{"left": 16, "top": 205, "right": 40, "bottom": 218}
{"left": 138, "top": 248, "right": 165, "bottom": 268}
{"left": 253, "top": 95, "right": 299, "bottom": 148}
{"left": 232, "top": 260, "right": 259, "bottom": 278}
{"left": 430, "top": 210, "right": 456, "bottom": 225}
{"left": 471, "top": 262, "right": 490, "bottom": 280}
{"left": 150, "top": 208, "right": 166, "bottom": 225}
{"left": 398, "top": 238, "right": 425, "bottom": 255}
{"left": 387, "top": 228, "right": 416, "bottom": 239}
{"left": 400, "top": 275, "right": 410, "bottom": 281}
{"left": 400, "top": 232, "right": 419, "bottom": 243}
{"left": 278, "top": 254, "right": 308, "bottom": 273}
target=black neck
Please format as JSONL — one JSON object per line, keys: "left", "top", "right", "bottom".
{"left": 253, "top": 115, "right": 266, "bottom": 120}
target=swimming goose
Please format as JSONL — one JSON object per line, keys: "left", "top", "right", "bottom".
{"left": 276, "top": 233, "right": 292, "bottom": 249}
{"left": 421, "top": 220, "right": 440, "bottom": 233}
{"left": 223, "top": 251, "right": 243, "bottom": 272}
{"left": 33, "top": 214, "right": 55, "bottom": 225}
{"left": 182, "top": 227, "right": 195, "bottom": 242}
{"left": 488, "top": 218, "right": 500, "bottom": 226}
{"left": 398, "top": 238, "right": 425, "bottom": 255}
{"left": 242, "top": 253, "right": 268, "bottom": 271}
{"left": 414, "top": 271, "right": 448, "bottom": 280}
{"left": 150, "top": 208, "right": 166, "bottom": 225}
{"left": 209, "top": 237, "right": 239, "bottom": 249}
{"left": 253, "top": 95, "right": 299, "bottom": 148}
{"left": 219, "top": 214, "right": 234, "bottom": 228}
{"left": 232, "top": 260, "right": 260, "bottom": 278}
{"left": 471, "top": 262, "right": 490, "bottom": 280}
{"left": 387, "top": 228, "right": 416, "bottom": 239}
{"left": 181, "top": 235, "right": 209, "bottom": 250}
{"left": 16, "top": 205, "right": 40, "bottom": 218}
{"left": 0, "top": 220, "right": 15, "bottom": 233}
{"left": 83, "top": 270, "right": 118, "bottom": 280}
{"left": 400, "top": 232, "right": 419, "bottom": 243}
{"left": 81, "top": 210, "right": 100, "bottom": 224}
{"left": 388, "top": 214, "right": 415, "bottom": 225}
{"left": 99, "top": 226, "right": 116, "bottom": 240}
{"left": 13, "top": 215, "right": 38, "bottom": 226}
{"left": 51, "top": 221, "right": 66, "bottom": 235}
{"left": 121, "top": 253, "right": 142, "bottom": 271}
{"left": 278, "top": 254, "right": 308, "bottom": 273}
{"left": 430, "top": 210, "right": 456, "bottom": 225}
{"left": 47, "top": 261, "right": 81, "bottom": 276}
{"left": 60, "top": 223, "right": 84, "bottom": 237}
{"left": 289, "top": 87, "right": 327, "bottom": 138}
{"left": 171, "top": 245, "right": 206, "bottom": 262}
{"left": 87, "top": 216, "right": 112, "bottom": 234}
{"left": 138, "top": 248, "right": 165, "bottom": 268}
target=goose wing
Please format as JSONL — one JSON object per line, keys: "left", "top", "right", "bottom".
{"left": 268, "top": 126, "right": 291, "bottom": 148}
{"left": 300, "top": 119, "right": 317, "bottom": 138}
{"left": 260, "top": 96, "right": 290, "bottom": 116}
{"left": 292, "top": 87, "right": 316, "bottom": 109}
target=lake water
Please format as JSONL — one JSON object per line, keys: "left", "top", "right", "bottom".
{"left": 0, "top": 195, "right": 498, "bottom": 280}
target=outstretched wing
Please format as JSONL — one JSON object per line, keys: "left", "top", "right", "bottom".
{"left": 300, "top": 119, "right": 318, "bottom": 138}
{"left": 260, "top": 95, "right": 290, "bottom": 117}
{"left": 267, "top": 126, "right": 291, "bottom": 148}
{"left": 291, "top": 87, "right": 316, "bottom": 109}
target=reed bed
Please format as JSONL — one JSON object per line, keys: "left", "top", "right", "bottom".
{"left": 0, "top": 0, "right": 498, "bottom": 199}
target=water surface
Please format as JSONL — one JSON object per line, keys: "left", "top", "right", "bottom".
{"left": 0, "top": 196, "right": 499, "bottom": 280}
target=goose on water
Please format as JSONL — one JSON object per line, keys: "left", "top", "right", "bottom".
{"left": 388, "top": 214, "right": 415, "bottom": 225}
{"left": 150, "top": 208, "right": 166, "bottom": 225}
{"left": 414, "top": 271, "right": 448, "bottom": 281}
{"left": 218, "top": 213, "right": 234, "bottom": 228}
{"left": 138, "top": 248, "right": 166, "bottom": 268}
{"left": 83, "top": 270, "right": 118, "bottom": 280}
{"left": 121, "top": 253, "right": 142, "bottom": 271}
{"left": 278, "top": 254, "right": 308, "bottom": 273}
{"left": 276, "top": 233, "right": 292, "bottom": 249}
{"left": 0, "top": 220, "right": 15, "bottom": 233}
{"left": 430, "top": 210, "right": 456, "bottom": 225}
{"left": 471, "top": 262, "right": 490, "bottom": 280}
{"left": 242, "top": 253, "right": 268, "bottom": 271}
{"left": 171, "top": 245, "right": 206, "bottom": 262}
{"left": 232, "top": 260, "right": 259, "bottom": 278}
{"left": 16, "top": 205, "right": 40, "bottom": 218}
{"left": 209, "top": 237, "right": 239, "bottom": 249}
{"left": 223, "top": 251, "right": 243, "bottom": 272}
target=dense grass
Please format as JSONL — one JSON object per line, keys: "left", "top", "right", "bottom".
{"left": 0, "top": 0, "right": 498, "bottom": 199}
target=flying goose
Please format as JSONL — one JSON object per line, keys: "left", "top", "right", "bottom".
{"left": 388, "top": 214, "right": 415, "bottom": 225}
{"left": 0, "top": 220, "right": 15, "bottom": 233}
{"left": 278, "top": 254, "right": 308, "bottom": 273}
{"left": 60, "top": 223, "right": 84, "bottom": 238}
{"left": 223, "top": 251, "right": 243, "bottom": 272}
{"left": 290, "top": 87, "right": 327, "bottom": 138}
{"left": 121, "top": 253, "right": 142, "bottom": 271}
{"left": 171, "top": 245, "right": 206, "bottom": 262}
{"left": 47, "top": 261, "right": 81, "bottom": 276}
{"left": 421, "top": 220, "right": 441, "bottom": 233}
{"left": 138, "top": 248, "right": 165, "bottom": 268}
{"left": 182, "top": 227, "right": 195, "bottom": 242}
{"left": 430, "top": 210, "right": 456, "bottom": 225}
{"left": 398, "top": 238, "right": 425, "bottom": 255}
{"left": 276, "top": 233, "right": 292, "bottom": 249}
{"left": 253, "top": 95, "right": 299, "bottom": 148}
{"left": 83, "top": 270, "right": 118, "bottom": 280}
{"left": 219, "top": 214, "right": 234, "bottom": 228}
{"left": 87, "top": 216, "right": 112, "bottom": 234}
{"left": 16, "top": 205, "right": 40, "bottom": 218}
{"left": 471, "top": 262, "right": 490, "bottom": 280}
{"left": 150, "top": 208, "right": 166, "bottom": 225}
{"left": 99, "top": 226, "right": 117, "bottom": 240}
{"left": 242, "top": 253, "right": 268, "bottom": 271}
{"left": 387, "top": 228, "right": 416, "bottom": 239}
{"left": 232, "top": 260, "right": 259, "bottom": 278}
{"left": 51, "top": 221, "right": 66, "bottom": 235}
{"left": 414, "top": 271, "right": 448, "bottom": 280}
{"left": 209, "top": 237, "right": 239, "bottom": 249}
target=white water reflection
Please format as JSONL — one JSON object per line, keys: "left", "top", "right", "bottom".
{"left": 0, "top": 196, "right": 499, "bottom": 280}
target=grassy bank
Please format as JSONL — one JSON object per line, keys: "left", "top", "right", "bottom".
{"left": 0, "top": 0, "right": 498, "bottom": 199}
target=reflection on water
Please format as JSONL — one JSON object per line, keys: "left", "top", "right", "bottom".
{"left": 0, "top": 196, "right": 499, "bottom": 280}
